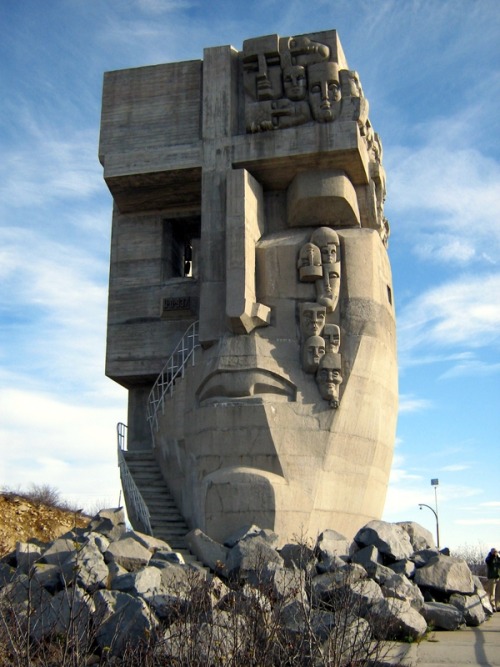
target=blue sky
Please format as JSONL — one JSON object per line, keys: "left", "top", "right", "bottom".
{"left": 1, "top": 0, "right": 499, "bottom": 551}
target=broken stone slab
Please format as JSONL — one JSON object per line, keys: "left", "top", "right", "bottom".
{"left": 326, "top": 616, "right": 372, "bottom": 665}
{"left": 381, "top": 572, "right": 425, "bottom": 610}
{"left": 315, "top": 529, "right": 350, "bottom": 561}
{"left": 411, "top": 548, "right": 441, "bottom": 568}
{"left": 397, "top": 521, "right": 435, "bottom": 551}
{"left": 316, "top": 552, "right": 347, "bottom": 574}
{"left": 87, "top": 507, "right": 127, "bottom": 541}
{"left": 104, "top": 535, "right": 153, "bottom": 571}
{"left": 261, "top": 563, "right": 306, "bottom": 602}
{"left": 351, "top": 544, "right": 383, "bottom": 571}
{"left": 421, "top": 601, "right": 464, "bottom": 630}
{"left": 369, "top": 597, "right": 428, "bottom": 641}
{"left": 147, "top": 563, "right": 200, "bottom": 620}
{"left": 362, "top": 562, "right": 395, "bottom": 585}
{"left": 126, "top": 530, "right": 172, "bottom": 553}
{"left": 449, "top": 593, "right": 486, "bottom": 626}
{"left": 279, "top": 542, "right": 316, "bottom": 571}
{"left": 30, "top": 584, "right": 95, "bottom": 643}
{"left": 93, "top": 589, "right": 158, "bottom": 656}
{"left": 413, "top": 555, "right": 475, "bottom": 595}
{"left": 60, "top": 534, "right": 109, "bottom": 592}
{"left": 31, "top": 562, "right": 62, "bottom": 594}
{"left": 0, "top": 563, "right": 14, "bottom": 586}
{"left": 150, "top": 550, "right": 185, "bottom": 566}
{"left": 112, "top": 565, "right": 163, "bottom": 599}
{"left": 225, "top": 535, "right": 284, "bottom": 582}
{"left": 473, "top": 576, "right": 494, "bottom": 615}
{"left": 354, "top": 520, "right": 413, "bottom": 562}
{"left": 15, "top": 541, "right": 42, "bottom": 574}
{"left": 279, "top": 597, "right": 312, "bottom": 636}
{"left": 186, "top": 528, "right": 228, "bottom": 571}
{"left": 40, "top": 536, "right": 80, "bottom": 566}
{"left": 223, "top": 524, "right": 280, "bottom": 548}
{"left": 389, "top": 559, "right": 416, "bottom": 578}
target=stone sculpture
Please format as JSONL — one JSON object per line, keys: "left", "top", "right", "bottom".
{"left": 99, "top": 29, "right": 398, "bottom": 545}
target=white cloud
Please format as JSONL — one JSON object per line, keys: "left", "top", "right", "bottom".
{"left": 0, "top": 127, "right": 103, "bottom": 211}
{"left": 455, "top": 518, "right": 500, "bottom": 526}
{"left": 441, "top": 464, "right": 470, "bottom": 472}
{"left": 0, "top": 386, "right": 125, "bottom": 512}
{"left": 398, "top": 274, "right": 500, "bottom": 355}
{"left": 439, "top": 359, "right": 500, "bottom": 380}
{"left": 398, "top": 394, "right": 432, "bottom": 413}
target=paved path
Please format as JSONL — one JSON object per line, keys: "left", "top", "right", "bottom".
{"left": 390, "top": 611, "right": 500, "bottom": 666}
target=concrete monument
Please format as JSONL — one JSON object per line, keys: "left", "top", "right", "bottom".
{"left": 99, "top": 29, "right": 398, "bottom": 544}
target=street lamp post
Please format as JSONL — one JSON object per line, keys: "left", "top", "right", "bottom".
{"left": 419, "top": 478, "right": 440, "bottom": 549}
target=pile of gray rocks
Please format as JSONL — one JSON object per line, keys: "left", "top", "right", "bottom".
{"left": 0, "top": 508, "right": 493, "bottom": 660}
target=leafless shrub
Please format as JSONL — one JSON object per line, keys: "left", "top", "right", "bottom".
{"left": 452, "top": 542, "right": 488, "bottom": 577}
{"left": 0, "top": 535, "right": 408, "bottom": 667}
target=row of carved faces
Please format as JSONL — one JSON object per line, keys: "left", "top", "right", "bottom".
{"left": 243, "top": 35, "right": 367, "bottom": 132}
{"left": 297, "top": 228, "right": 343, "bottom": 409}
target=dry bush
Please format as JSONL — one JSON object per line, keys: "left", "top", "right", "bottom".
{"left": 0, "top": 539, "right": 406, "bottom": 667}
{"left": 452, "top": 543, "right": 488, "bottom": 577}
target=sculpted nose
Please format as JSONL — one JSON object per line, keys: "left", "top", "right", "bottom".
{"left": 225, "top": 169, "right": 271, "bottom": 335}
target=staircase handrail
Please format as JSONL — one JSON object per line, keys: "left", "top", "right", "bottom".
{"left": 116, "top": 422, "right": 153, "bottom": 535}
{"left": 147, "top": 320, "right": 200, "bottom": 434}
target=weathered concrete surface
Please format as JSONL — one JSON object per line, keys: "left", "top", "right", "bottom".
{"left": 100, "top": 30, "right": 398, "bottom": 545}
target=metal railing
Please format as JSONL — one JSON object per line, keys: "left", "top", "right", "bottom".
{"left": 116, "top": 422, "right": 153, "bottom": 535}
{"left": 147, "top": 320, "right": 200, "bottom": 435}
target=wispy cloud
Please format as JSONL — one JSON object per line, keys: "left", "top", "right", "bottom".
{"left": 455, "top": 518, "right": 500, "bottom": 526}
{"left": 398, "top": 394, "right": 432, "bottom": 413}
{"left": 398, "top": 274, "right": 500, "bottom": 355}
{"left": 441, "top": 464, "right": 471, "bottom": 473}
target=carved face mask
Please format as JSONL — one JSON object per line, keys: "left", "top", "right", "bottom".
{"left": 307, "top": 61, "right": 341, "bottom": 122}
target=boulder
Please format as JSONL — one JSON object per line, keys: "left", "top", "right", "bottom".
{"left": 279, "top": 597, "right": 311, "bottom": 635}
{"left": 421, "top": 601, "right": 464, "bottom": 630}
{"left": 113, "top": 566, "right": 163, "bottom": 598}
{"left": 126, "top": 530, "right": 172, "bottom": 553}
{"left": 413, "top": 555, "right": 475, "bottom": 595}
{"left": 381, "top": 573, "right": 424, "bottom": 610}
{"left": 397, "top": 521, "right": 435, "bottom": 551}
{"left": 315, "top": 529, "right": 350, "bottom": 561}
{"left": 223, "top": 524, "right": 279, "bottom": 547}
{"left": 354, "top": 520, "right": 413, "bottom": 562}
{"left": 186, "top": 528, "right": 229, "bottom": 571}
{"left": 40, "top": 536, "right": 79, "bottom": 566}
{"left": 105, "top": 535, "right": 152, "bottom": 571}
{"left": 369, "top": 598, "right": 427, "bottom": 640}
{"left": 93, "top": 589, "right": 157, "bottom": 655}
{"left": 15, "top": 542, "right": 42, "bottom": 574}
{"left": 31, "top": 562, "right": 62, "bottom": 594}
{"left": 279, "top": 542, "right": 316, "bottom": 571}
{"left": 31, "top": 584, "right": 94, "bottom": 642}
{"left": 60, "top": 533, "right": 109, "bottom": 592}
{"left": 450, "top": 593, "right": 486, "bottom": 626}
{"left": 225, "top": 535, "right": 284, "bottom": 581}
{"left": 389, "top": 559, "right": 415, "bottom": 578}
{"left": 412, "top": 548, "right": 441, "bottom": 568}
{"left": 351, "top": 544, "right": 383, "bottom": 570}
{"left": 87, "top": 508, "right": 127, "bottom": 541}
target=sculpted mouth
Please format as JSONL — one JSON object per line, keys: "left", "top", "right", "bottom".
{"left": 197, "top": 369, "right": 296, "bottom": 405}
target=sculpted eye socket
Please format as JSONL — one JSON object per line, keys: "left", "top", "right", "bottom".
{"left": 310, "top": 84, "right": 321, "bottom": 93}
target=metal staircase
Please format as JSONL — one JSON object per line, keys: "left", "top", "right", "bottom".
{"left": 147, "top": 320, "right": 200, "bottom": 437}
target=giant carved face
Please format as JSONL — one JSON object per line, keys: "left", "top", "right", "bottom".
{"left": 157, "top": 169, "right": 397, "bottom": 544}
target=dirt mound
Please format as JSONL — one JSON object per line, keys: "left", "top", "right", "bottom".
{"left": 0, "top": 493, "right": 90, "bottom": 556}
